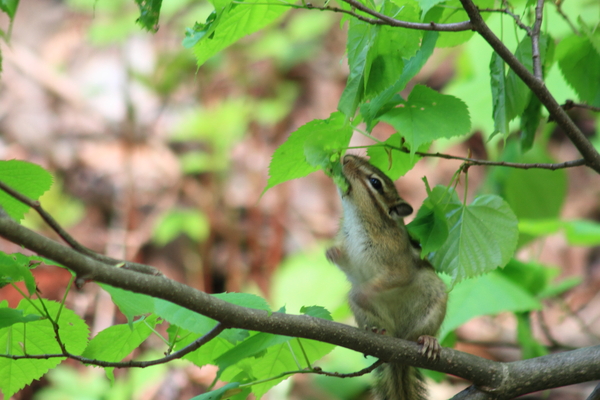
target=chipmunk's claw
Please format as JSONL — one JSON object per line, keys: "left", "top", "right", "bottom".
{"left": 417, "top": 335, "right": 441, "bottom": 360}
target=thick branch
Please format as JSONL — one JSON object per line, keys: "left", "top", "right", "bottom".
{"left": 1, "top": 212, "right": 600, "bottom": 398}
{"left": 459, "top": 0, "right": 600, "bottom": 173}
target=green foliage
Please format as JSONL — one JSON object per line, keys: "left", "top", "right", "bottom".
{"left": 439, "top": 269, "right": 541, "bottom": 340}
{"left": 0, "top": 160, "right": 53, "bottom": 222}
{"left": 408, "top": 186, "right": 519, "bottom": 284}
{"left": 0, "top": 252, "right": 37, "bottom": 295}
{"left": 188, "top": 0, "right": 290, "bottom": 66}
{"left": 490, "top": 35, "right": 554, "bottom": 137}
{"left": 0, "top": 304, "right": 42, "bottom": 329}
{"left": 339, "top": 0, "right": 422, "bottom": 116}
{"left": 82, "top": 315, "right": 159, "bottom": 381}
{"left": 264, "top": 112, "right": 352, "bottom": 193}
{"left": 0, "top": 300, "right": 89, "bottom": 399}
{"left": 378, "top": 85, "right": 471, "bottom": 155}
{"left": 152, "top": 209, "right": 210, "bottom": 245}
{"left": 135, "top": 0, "right": 162, "bottom": 31}
{"left": 367, "top": 134, "right": 426, "bottom": 180}
{"left": 557, "top": 33, "right": 600, "bottom": 107}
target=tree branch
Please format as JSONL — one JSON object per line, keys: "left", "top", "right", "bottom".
{"left": 1, "top": 210, "right": 600, "bottom": 398}
{"left": 561, "top": 100, "right": 600, "bottom": 113}
{"left": 339, "top": 0, "right": 474, "bottom": 31}
{"left": 478, "top": 8, "right": 531, "bottom": 35}
{"left": 531, "top": 0, "right": 545, "bottom": 80}
{"left": 379, "top": 145, "right": 588, "bottom": 170}
{"left": 1, "top": 322, "right": 226, "bottom": 368}
{"left": 459, "top": 0, "right": 600, "bottom": 174}
{"left": 0, "top": 180, "right": 162, "bottom": 277}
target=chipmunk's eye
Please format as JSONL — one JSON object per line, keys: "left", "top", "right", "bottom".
{"left": 369, "top": 177, "right": 383, "bottom": 193}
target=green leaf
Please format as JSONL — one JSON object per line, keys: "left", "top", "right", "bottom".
{"left": 503, "top": 148, "right": 567, "bottom": 224}
{"left": 367, "top": 133, "right": 427, "bottom": 180}
{"left": 339, "top": 1, "right": 421, "bottom": 117}
{"left": 407, "top": 185, "right": 457, "bottom": 254}
{"left": 378, "top": 85, "right": 471, "bottom": 155}
{"left": 538, "top": 276, "right": 581, "bottom": 299}
{"left": 152, "top": 209, "right": 210, "bottom": 245}
{"left": 563, "top": 220, "right": 600, "bottom": 246}
{"left": 190, "top": 382, "right": 242, "bottom": 400}
{"left": 439, "top": 270, "right": 541, "bottom": 340}
{"left": 192, "top": 0, "right": 288, "bottom": 67}
{"left": 0, "top": 300, "right": 89, "bottom": 399}
{"left": 364, "top": 0, "right": 421, "bottom": 97}
{"left": 82, "top": 315, "right": 159, "bottom": 362}
{"left": 361, "top": 31, "right": 438, "bottom": 130}
{"left": 516, "top": 312, "right": 548, "bottom": 359}
{"left": 264, "top": 112, "right": 352, "bottom": 192}
{"left": 519, "top": 95, "right": 542, "bottom": 152}
{"left": 100, "top": 284, "right": 155, "bottom": 325}
{"left": 338, "top": 19, "right": 376, "bottom": 117}
{"left": 218, "top": 335, "right": 335, "bottom": 399}
{"left": 249, "top": 337, "right": 334, "bottom": 398}
{"left": 271, "top": 247, "right": 350, "bottom": 319}
{"left": 417, "top": 0, "right": 447, "bottom": 17}
{"left": 425, "top": 0, "right": 493, "bottom": 48}
{"left": 180, "top": 333, "right": 236, "bottom": 367}
{"left": 215, "top": 332, "right": 292, "bottom": 375}
{"left": 300, "top": 305, "right": 333, "bottom": 321}
{"left": 135, "top": 0, "right": 162, "bottom": 32}
{"left": 155, "top": 292, "right": 269, "bottom": 344}
{"left": 0, "top": 160, "right": 53, "bottom": 222}
{"left": 499, "top": 258, "right": 559, "bottom": 297}
{"left": 431, "top": 194, "right": 518, "bottom": 284}
{"left": 517, "top": 219, "right": 562, "bottom": 237}
{"left": 0, "top": 308, "right": 42, "bottom": 329}
{"left": 556, "top": 34, "right": 600, "bottom": 107}
{"left": 490, "top": 52, "right": 510, "bottom": 136}
{"left": 0, "top": 0, "right": 19, "bottom": 19}
{"left": 0, "top": 252, "right": 36, "bottom": 295}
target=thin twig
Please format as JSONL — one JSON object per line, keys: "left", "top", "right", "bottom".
{"left": 340, "top": 0, "right": 473, "bottom": 31}
{"left": 312, "top": 359, "right": 384, "bottom": 377}
{"left": 536, "top": 309, "right": 564, "bottom": 349}
{"left": 383, "top": 144, "right": 587, "bottom": 170}
{"left": 531, "top": 0, "right": 545, "bottom": 80}
{"left": 478, "top": 8, "right": 531, "bottom": 35}
{"left": 561, "top": 100, "right": 600, "bottom": 113}
{"left": 1, "top": 323, "right": 226, "bottom": 368}
{"left": 0, "top": 180, "right": 163, "bottom": 277}
{"left": 234, "top": 0, "right": 473, "bottom": 31}
{"left": 554, "top": 0, "right": 579, "bottom": 35}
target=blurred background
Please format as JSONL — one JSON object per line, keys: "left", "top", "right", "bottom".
{"left": 0, "top": 0, "right": 599, "bottom": 399}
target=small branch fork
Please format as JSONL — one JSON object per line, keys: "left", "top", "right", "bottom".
{"left": 0, "top": 180, "right": 163, "bottom": 277}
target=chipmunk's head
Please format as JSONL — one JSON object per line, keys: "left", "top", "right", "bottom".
{"left": 340, "top": 154, "right": 413, "bottom": 224}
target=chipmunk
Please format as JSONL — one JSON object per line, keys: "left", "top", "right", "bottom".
{"left": 326, "top": 154, "right": 447, "bottom": 400}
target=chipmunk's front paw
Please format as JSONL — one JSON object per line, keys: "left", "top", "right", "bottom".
{"left": 325, "top": 246, "right": 342, "bottom": 264}
{"left": 417, "top": 335, "right": 441, "bottom": 360}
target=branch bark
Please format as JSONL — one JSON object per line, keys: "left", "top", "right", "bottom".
{"left": 1, "top": 210, "right": 599, "bottom": 399}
